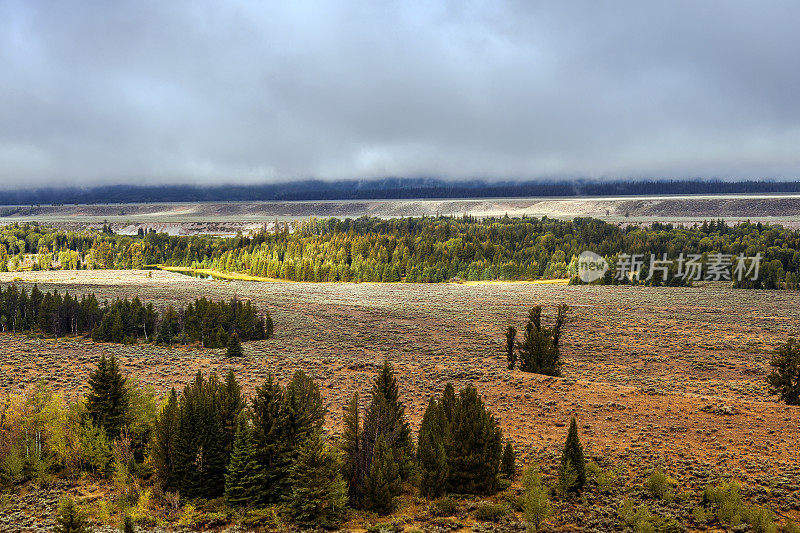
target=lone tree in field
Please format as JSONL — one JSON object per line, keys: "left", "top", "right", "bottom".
{"left": 505, "top": 326, "right": 517, "bottom": 369}
{"left": 558, "top": 416, "right": 586, "bottom": 494}
{"left": 226, "top": 332, "right": 244, "bottom": 358}
{"left": 513, "top": 304, "right": 568, "bottom": 376}
{"left": 768, "top": 337, "right": 800, "bottom": 405}
{"left": 85, "top": 354, "right": 129, "bottom": 439}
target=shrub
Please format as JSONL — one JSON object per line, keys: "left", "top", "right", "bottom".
{"left": 474, "top": 502, "right": 508, "bottom": 522}
{"left": 431, "top": 496, "right": 460, "bottom": 517}
{"left": 646, "top": 469, "right": 676, "bottom": 501}
{"left": 56, "top": 498, "right": 89, "bottom": 533}
{"left": 522, "top": 465, "right": 551, "bottom": 531}
{"left": 702, "top": 482, "right": 777, "bottom": 533}
{"left": 240, "top": 507, "right": 282, "bottom": 530}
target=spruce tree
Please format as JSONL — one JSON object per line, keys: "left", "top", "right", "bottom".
{"left": 447, "top": 385, "right": 502, "bottom": 494}
{"left": 216, "top": 369, "right": 245, "bottom": 463}
{"left": 56, "top": 498, "right": 88, "bottom": 533}
{"left": 172, "top": 372, "right": 227, "bottom": 499}
{"left": 289, "top": 432, "right": 348, "bottom": 529}
{"left": 284, "top": 370, "right": 325, "bottom": 447}
{"left": 505, "top": 325, "right": 517, "bottom": 369}
{"left": 340, "top": 392, "right": 361, "bottom": 505}
{"left": 500, "top": 441, "right": 515, "bottom": 479}
{"left": 225, "top": 332, "right": 244, "bottom": 358}
{"left": 85, "top": 354, "right": 129, "bottom": 439}
{"left": 768, "top": 337, "right": 800, "bottom": 405}
{"left": 225, "top": 412, "right": 259, "bottom": 506}
{"left": 362, "top": 434, "right": 400, "bottom": 515}
{"left": 559, "top": 416, "right": 586, "bottom": 493}
{"left": 417, "top": 397, "right": 449, "bottom": 497}
{"left": 366, "top": 361, "right": 414, "bottom": 477}
{"left": 151, "top": 388, "right": 179, "bottom": 490}
{"left": 250, "top": 374, "right": 291, "bottom": 505}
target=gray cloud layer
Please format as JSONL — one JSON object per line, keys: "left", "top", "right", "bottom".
{"left": 1, "top": 0, "right": 799, "bottom": 188}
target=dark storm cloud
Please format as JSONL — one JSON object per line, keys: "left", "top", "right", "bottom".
{"left": 1, "top": 0, "right": 799, "bottom": 188}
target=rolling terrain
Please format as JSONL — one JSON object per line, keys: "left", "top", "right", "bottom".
{"left": 0, "top": 269, "right": 798, "bottom": 530}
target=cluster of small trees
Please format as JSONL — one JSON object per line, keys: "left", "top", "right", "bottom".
{"left": 1, "top": 358, "right": 518, "bottom": 530}
{"left": 2, "top": 217, "right": 799, "bottom": 288}
{"left": 0, "top": 284, "right": 271, "bottom": 347}
{"left": 505, "top": 304, "right": 568, "bottom": 376}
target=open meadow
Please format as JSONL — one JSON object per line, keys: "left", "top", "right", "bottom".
{"left": 1, "top": 269, "right": 798, "bottom": 530}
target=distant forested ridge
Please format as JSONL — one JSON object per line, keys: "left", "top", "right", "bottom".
{"left": 1, "top": 178, "right": 800, "bottom": 204}
{"left": 0, "top": 216, "right": 798, "bottom": 288}
{"left": 0, "top": 284, "right": 271, "bottom": 347}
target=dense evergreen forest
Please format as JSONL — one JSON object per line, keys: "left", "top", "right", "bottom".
{"left": 1, "top": 216, "right": 798, "bottom": 288}
{"left": 0, "top": 285, "right": 271, "bottom": 347}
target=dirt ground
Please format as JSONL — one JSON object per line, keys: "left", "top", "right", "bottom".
{"left": 1, "top": 269, "right": 798, "bottom": 520}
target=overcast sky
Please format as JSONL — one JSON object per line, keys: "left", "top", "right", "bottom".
{"left": 1, "top": 1, "right": 799, "bottom": 189}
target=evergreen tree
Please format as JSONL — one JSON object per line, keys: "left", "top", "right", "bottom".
{"left": 250, "top": 375, "right": 290, "bottom": 505}
{"left": 768, "top": 337, "right": 800, "bottom": 405}
{"left": 284, "top": 370, "right": 325, "bottom": 448}
{"left": 85, "top": 354, "right": 129, "bottom": 439}
{"left": 216, "top": 369, "right": 245, "bottom": 463}
{"left": 225, "top": 412, "right": 259, "bottom": 506}
{"left": 340, "top": 392, "right": 361, "bottom": 505}
{"left": 366, "top": 361, "right": 414, "bottom": 477}
{"left": 500, "top": 441, "right": 515, "bottom": 479}
{"left": 362, "top": 434, "right": 400, "bottom": 515}
{"left": 151, "top": 388, "right": 179, "bottom": 490}
{"left": 289, "top": 432, "right": 348, "bottom": 529}
{"left": 505, "top": 325, "right": 517, "bottom": 369}
{"left": 417, "top": 397, "right": 449, "bottom": 497}
{"left": 447, "top": 385, "right": 502, "bottom": 494}
{"left": 172, "top": 372, "right": 227, "bottom": 498}
{"left": 517, "top": 305, "right": 568, "bottom": 376}
{"left": 558, "top": 416, "right": 586, "bottom": 493}
{"left": 56, "top": 498, "right": 88, "bottom": 533}
{"left": 225, "top": 332, "right": 244, "bottom": 358}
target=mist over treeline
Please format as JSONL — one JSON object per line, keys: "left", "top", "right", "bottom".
{"left": 1, "top": 178, "right": 800, "bottom": 205}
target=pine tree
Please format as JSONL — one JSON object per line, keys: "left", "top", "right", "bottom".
{"left": 559, "top": 416, "right": 586, "bottom": 493}
{"left": 362, "top": 434, "right": 400, "bottom": 515}
{"left": 289, "top": 432, "right": 348, "bottom": 529}
{"left": 500, "top": 441, "right": 515, "bottom": 479}
{"left": 505, "top": 325, "right": 517, "bottom": 369}
{"left": 366, "top": 361, "right": 414, "bottom": 477}
{"left": 284, "top": 370, "right": 325, "bottom": 448}
{"left": 85, "top": 354, "right": 129, "bottom": 439}
{"left": 417, "top": 397, "right": 449, "bottom": 497}
{"left": 216, "top": 369, "right": 245, "bottom": 463}
{"left": 172, "top": 372, "right": 228, "bottom": 499}
{"left": 56, "top": 498, "right": 88, "bottom": 533}
{"left": 768, "top": 337, "right": 800, "bottom": 405}
{"left": 225, "top": 332, "right": 244, "bottom": 358}
{"left": 340, "top": 392, "right": 361, "bottom": 505}
{"left": 250, "top": 374, "right": 291, "bottom": 505}
{"left": 225, "top": 412, "right": 259, "bottom": 506}
{"left": 151, "top": 388, "right": 179, "bottom": 490}
{"left": 447, "top": 385, "right": 502, "bottom": 494}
